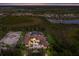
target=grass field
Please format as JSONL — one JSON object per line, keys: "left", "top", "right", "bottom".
{"left": 0, "top": 15, "right": 79, "bottom": 55}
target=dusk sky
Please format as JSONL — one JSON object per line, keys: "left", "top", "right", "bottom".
{"left": 0, "top": 3, "right": 79, "bottom": 6}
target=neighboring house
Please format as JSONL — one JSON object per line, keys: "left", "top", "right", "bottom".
{"left": 0, "top": 31, "right": 22, "bottom": 50}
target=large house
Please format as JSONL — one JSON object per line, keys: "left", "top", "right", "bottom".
{"left": 24, "top": 31, "right": 48, "bottom": 55}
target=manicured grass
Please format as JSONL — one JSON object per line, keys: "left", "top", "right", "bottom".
{"left": 1, "top": 16, "right": 41, "bottom": 25}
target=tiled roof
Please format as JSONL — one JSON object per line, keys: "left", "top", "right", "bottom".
{"left": 24, "top": 31, "right": 48, "bottom": 48}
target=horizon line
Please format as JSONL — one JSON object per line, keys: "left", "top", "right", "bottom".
{"left": 0, "top": 3, "right": 79, "bottom": 6}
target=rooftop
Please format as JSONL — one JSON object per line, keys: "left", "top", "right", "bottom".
{"left": 0, "top": 31, "right": 22, "bottom": 46}
{"left": 24, "top": 31, "right": 48, "bottom": 49}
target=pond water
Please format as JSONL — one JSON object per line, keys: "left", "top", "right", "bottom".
{"left": 63, "top": 20, "right": 79, "bottom": 24}
{"left": 47, "top": 19, "right": 79, "bottom": 24}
